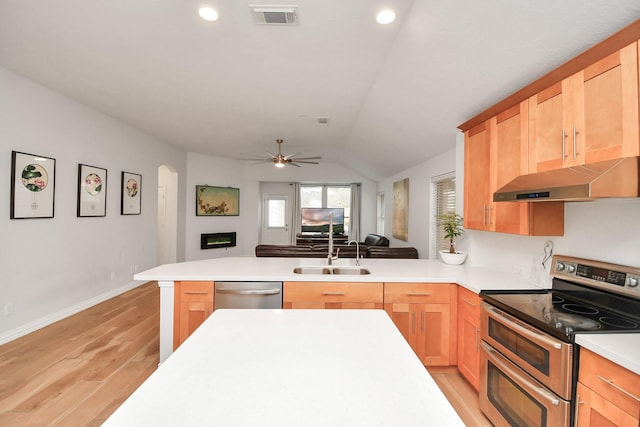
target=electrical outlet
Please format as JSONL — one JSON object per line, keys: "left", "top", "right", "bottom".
{"left": 110, "top": 271, "right": 116, "bottom": 280}
{"left": 4, "top": 303, "right": 13, "bottom": 316}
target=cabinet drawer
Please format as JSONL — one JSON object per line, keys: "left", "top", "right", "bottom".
{"left": 177, "top": 281, "right": 214, "bottom": 302}
{"left": 578, "top": 348, "right": 640, "bottom": 418}
{"left": 284, "top": 282, "right": 383, "bottom": 303}
{"left": 384, "top": 283, "right": 453, "bottom": 304}
{"left": 457, "top": 286, "right": 481, "bottom": 319}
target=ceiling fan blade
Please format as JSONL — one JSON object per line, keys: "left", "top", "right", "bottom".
{"left": 238, "top": 157, "right": 270, "bottom": 161}
{"left": 291, "top": 160, "right": 319, "bottom": 165}
{"left": 291, "top": 156, "right": 322, "bottom": 160}
{"left": 287, "top": 162, "right": 302, "bottom": 167}
{"left": 284, "top": 152, "right": 302, "bottom": 159}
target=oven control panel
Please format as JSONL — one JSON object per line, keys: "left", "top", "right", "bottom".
{"left": 552, "top": 255, "right": 640, "bottom": 297}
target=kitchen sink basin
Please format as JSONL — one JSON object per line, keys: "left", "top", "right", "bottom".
{"left": 293, "top": 267, "right": 332, "bottom": 275}
{"left": 331, "top": 267, "right": 370, "bottom": 275}
{"left": 293, "top": 266, "right": 370, "bottom": 275}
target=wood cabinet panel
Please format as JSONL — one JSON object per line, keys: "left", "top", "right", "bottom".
{"left": 529, "top": 42, "right": 639, "bottom": 171}
{"left": 384, "top": 283, "right": 456, "bottom": 366}
{"left": 578, "top": 348, "right": 640, "bottom": 419}
{"left": 283, "top": 282, "right": 383, "bottom": 310}
{"left": 464, "top": 102, "right": 564, "bottom": 236}
{"left": 463, "top": 122, "right": 492, "bottom": 231}
{"left": 173, "top": 281, "right": 214, "bottom": 350}
{"left": 576, "top": 382, "right": 639, "bottom": 427}
{"left": 456, "top": 287, "right": 480, "bottom": 391}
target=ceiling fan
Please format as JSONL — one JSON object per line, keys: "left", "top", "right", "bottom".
{"left": 241, "top": 139, "right": 321, "bottom": 168}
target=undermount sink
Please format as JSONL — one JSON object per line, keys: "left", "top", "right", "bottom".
{"left": 293, "top": 266, "right": 371, "bottom": 275}
{"left": 293, "top": 267, "right": 332, "bottom": 275}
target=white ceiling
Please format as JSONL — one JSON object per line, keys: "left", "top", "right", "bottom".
{"left": 1, "top": 1, "right": 639, "bottom": 180}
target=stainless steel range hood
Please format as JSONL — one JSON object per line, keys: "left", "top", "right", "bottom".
{"left": 493, "top": 157, "right": 640, "bottom": 202}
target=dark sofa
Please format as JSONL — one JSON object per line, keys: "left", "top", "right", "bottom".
{"left": 255, "top": 243, "right": 418, "bottom": 259}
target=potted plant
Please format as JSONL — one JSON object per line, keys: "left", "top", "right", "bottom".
{"left": 437, "top": 213, "right": 467, "bottom": 265}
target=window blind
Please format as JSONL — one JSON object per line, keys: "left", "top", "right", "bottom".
{"left": 431, "top": 176, "right": 456, "bottom": 256}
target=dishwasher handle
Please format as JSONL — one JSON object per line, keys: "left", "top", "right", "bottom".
{"left": 216, "top": 288, "right": 281, "bottom": 296}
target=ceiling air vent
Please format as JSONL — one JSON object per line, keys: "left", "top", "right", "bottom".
{"left": 251, "top": 5, "right": 298, "bottom": 25}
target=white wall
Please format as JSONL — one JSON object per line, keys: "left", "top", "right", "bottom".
{"left": 378, "top": 150, "right": 457, "bottom": 259}
{"left": 184, "top": 152, "right": 378, "bottom": 260}
{"left": 0, "top": 67, "right": 187, "bottom": 343}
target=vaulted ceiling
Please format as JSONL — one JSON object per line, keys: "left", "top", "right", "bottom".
{"left": 1, "top": 1, "right": 639, "bottom": 180}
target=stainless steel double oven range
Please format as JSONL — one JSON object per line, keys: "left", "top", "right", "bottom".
{"left": 479, "top": 255, "right": 640, "bottom": 427}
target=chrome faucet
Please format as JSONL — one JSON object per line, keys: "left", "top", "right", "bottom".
{"left": 327, "top": 212, "right": 339, "bottom": 265}
{"left": 348, "top": 240, "right": 361, "bottom": 266}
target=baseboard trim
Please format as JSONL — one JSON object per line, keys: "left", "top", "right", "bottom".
{"left": 0, "top": 280, "right": 148, "bottom": 345}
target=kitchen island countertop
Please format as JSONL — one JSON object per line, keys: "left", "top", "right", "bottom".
{"left": 103, "top": 309, "right": 464, "bottom": 426}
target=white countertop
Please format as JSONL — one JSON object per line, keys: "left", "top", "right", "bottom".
{"left": 134, "top": 256, "right": 547, "bottom": 293}
{"left": 103, "top": 309, "right": 464, "bottom": 426}
{"left": 575, "top": 333, "right": 640, "bottom": 375}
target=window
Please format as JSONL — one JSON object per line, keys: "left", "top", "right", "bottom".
{"left": 267, "top": 198, "right": 286, "bottom": 228}
{"left": 431, "top": 174, "right": 456, "bottom": 258}
{"left": 300, "top": 184, "right": 351, "bottom": 234}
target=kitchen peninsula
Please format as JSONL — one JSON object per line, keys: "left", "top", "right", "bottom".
{"left": 134, "top": 256, "right": 544, "bottom": 363}
{"left": 104, "top": 309, "right": 465, "bottom": 426}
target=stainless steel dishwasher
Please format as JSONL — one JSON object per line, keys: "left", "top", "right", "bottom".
{"left": 214, "top": 282, "right": 283, "bottom": 309}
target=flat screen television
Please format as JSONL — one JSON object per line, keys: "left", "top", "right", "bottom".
{"left": 301, "top": 208, "right": 344, "bottom": 234}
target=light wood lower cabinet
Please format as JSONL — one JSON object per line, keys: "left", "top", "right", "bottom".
{"left": 283, "top": 281, "right": 383, "bottom": 309}
{"left": 173, "top": 281, "right": 214, "bottom": 350}
{"left": 456, "top": 286, "right": 481, "bottom": 391}
{"left": 384, "top": 283, "right": 456, "bottom": 366}
{"left": 576, "top": 348, "right": 640, "bottom": 427}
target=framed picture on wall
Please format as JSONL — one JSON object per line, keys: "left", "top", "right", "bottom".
{"left": 77, "top": 164, "right": 107, "bottom": 217}
{"left": 10, "top": 151, "right": 56, "bottom": 219}
{"left": 392, "top": 177, "right": 409, "bottom": 241}
{"left": 121, "top": 171, "right": 142, "bottom": 215}
{"left": 196, "top": 185, "right": 239, "bottom": 216}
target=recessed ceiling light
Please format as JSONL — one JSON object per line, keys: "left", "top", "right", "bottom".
{"left": 376, "top": 10, "right": 395, "bottom": 25}
{"left": 199, "top": 7, "right": 219, "bottom": 22}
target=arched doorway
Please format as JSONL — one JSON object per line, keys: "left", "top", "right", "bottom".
{"left": 157, "top": 164, "right": 178, "bottom": 265}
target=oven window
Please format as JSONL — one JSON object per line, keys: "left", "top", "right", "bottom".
{"left": 487, "top": 362, "right": 547, "bottom": 427}
{"left": 488, "top": 318, "right": 550, "bottom": 376}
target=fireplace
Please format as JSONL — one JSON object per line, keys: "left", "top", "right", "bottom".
{"left": 200, "top": 232, "right": 236, "bottom": 249}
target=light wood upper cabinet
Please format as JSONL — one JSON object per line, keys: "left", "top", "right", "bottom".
{"left": 529, "top": 42, "right": 639, "bottom": 172}
{"left": 173, "top": 281, "right": 214, "bottom": 350}
{"left": 384, "top": 283, "right": 456, "bottom": 366}
{"left": 463, "top": 122, "right": 492, "bottom": 231}
{"left": 283, "top": 281, "right": 383, "bottom": 309}
{"left": 464, "top": 101, "right": 564, "bottom": 236}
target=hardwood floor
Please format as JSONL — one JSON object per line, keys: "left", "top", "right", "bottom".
{"left": 0, "top": 282, "right": 490, "bottom": 426}
{"left": 0, "top": 282, "right": 159, "bottom": 426}
{"left": 428, "top": 366, "right": 493, "bottom": 427}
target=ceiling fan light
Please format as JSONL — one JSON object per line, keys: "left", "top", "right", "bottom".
{"left": 275, "top": 159, "right": 285, "bottom": 168}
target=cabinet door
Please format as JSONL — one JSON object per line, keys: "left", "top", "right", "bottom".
{"left": 174, "top": 281, "right": 214, "bottom": 349}
{"left": 457, "top": 287, "right": 480, "bottom": 391}
{"left": 464, "top": 122, "right": 492, "bottom": 231}
{"left": 414, "top": 303, "right": 451, "bottom": 366}
{"left": 384, "top": 283, "right": 455, "bottom": 366}
{"left": 530, "top": 42, "right": 639, "bottom": 169}
{"left": 581, "top": 42, "right": 639, "bottom": 164}
{"left": 529, "top": 82, "right": 566, "bottom": 172}
{"left": 493, "top": 102, "right": 529, "bottom": 234}
{"left": 576, "top": 382, "right": 639, "bottom": 427}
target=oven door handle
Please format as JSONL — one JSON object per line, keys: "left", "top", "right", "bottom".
{"left": 216, "top": 288, "right": 281, "bottom": 296}
{"left": 484, "top": 304, "right": 562, "bottom": 350}
{"left": 481, "top": 342, "right": 561, "bottom": 406}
